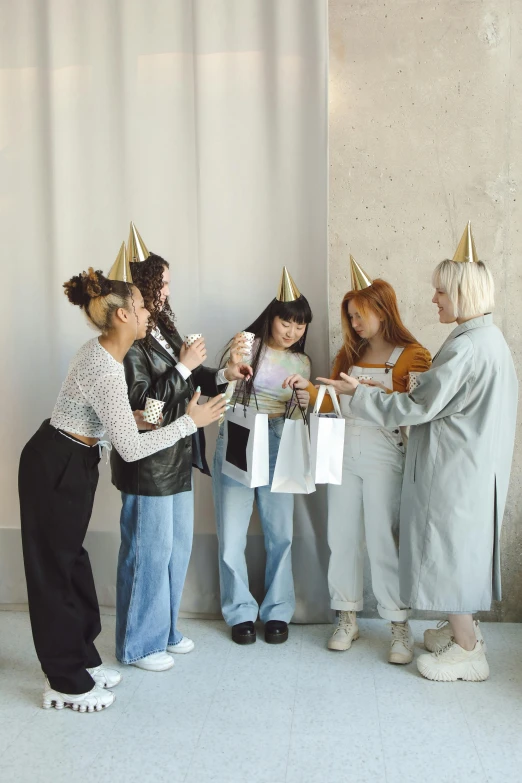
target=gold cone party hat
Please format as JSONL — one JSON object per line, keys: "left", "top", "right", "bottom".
{"left": 127, "top": 221, "right": 150, "bottom": 264}
{"left": 276, "top": 266, "right": 301, "bottom": 302}
{"left": 350, "top": 255, "right": 373, "bottom": 291}
{"left": 452, "top": 221, "right": 478, "bottom": 263}
{"left": 107, "top": 242, "right": 133, "bottom": 283}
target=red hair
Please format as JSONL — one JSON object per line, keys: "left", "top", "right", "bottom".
{"left": 332, "top": 279, "right": 418, "bottom": 376}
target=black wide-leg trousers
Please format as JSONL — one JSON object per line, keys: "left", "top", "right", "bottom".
{"left": 18, "top": 420, "right": 102, "bottom": 694}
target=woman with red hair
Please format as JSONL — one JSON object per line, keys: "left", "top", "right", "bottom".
{"left": 284, "top": 259, "right": 430, "bottom": 664}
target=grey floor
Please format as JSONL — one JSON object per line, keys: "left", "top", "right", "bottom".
{"left": 0, "top": 611, "right": 521, "bottom": 783}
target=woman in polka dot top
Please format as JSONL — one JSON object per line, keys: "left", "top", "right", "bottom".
{"left": 18, "top": 266, "right": 226, "bottom": 714}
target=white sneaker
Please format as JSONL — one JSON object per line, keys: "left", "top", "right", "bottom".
{"left": 417, "top": 640, "right": 489, "bottom": 682}
{"left": 389, "top": 621, "right": 414, "bottom": 665}
{"left": 328, "top": 611, "right": 359, "bottom": 651}
{"left": 167, "top": 636, "right": 195, "bottom": 654}
{"left": 87, "top": 664, "right": 122, "bottom": 689}
{"left": 131, "top": 652, "right": 174, "bottom": 672}
{"left": 42, "top": 680, "right": 115, "bottom": 712}
{"left": 424, "top": 619, "right": 485, "bottom": 653}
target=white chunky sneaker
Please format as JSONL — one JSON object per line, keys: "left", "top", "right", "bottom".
{"left": 131, "top": 652, "right": 174, "bottom": 672}
{"left": 389, "top": 621, "right": 414, "bottom": 665}
{"left": 424, "top": 619, "right": 486, "bottom": 653}
{"left": 42, "top": 680, "right": 115, "bottom": 712}
{"left": 417, "top": 640, "right": 489, "bottom": 682}
{"left": 87, "top": 664, "right": 122, "bottom": 689}
{"left": 328, "top": 611, "right": 359, "bottom": 651}
{"left": 167, "top": 636, "right": 195, "bottom": 654}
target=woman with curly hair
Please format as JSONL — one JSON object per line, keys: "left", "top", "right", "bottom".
{"left": 18, "top": 260, "right": 226, "bottom": 713}
{"left": 111, "top": 234, "right": 252, "bottom": 672}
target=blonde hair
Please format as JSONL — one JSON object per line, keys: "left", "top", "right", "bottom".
{"left": 63, "top": 268, "right": 133, "bottom": 333}
{"left": 432, "top": 259, "right": 495, "bottom": 319}
{"left": 86, "top": 289, "right": 132, "bottom": 332}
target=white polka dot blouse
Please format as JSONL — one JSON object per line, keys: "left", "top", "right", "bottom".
{"left": 50, "top": 338, "right": 197, "bottom": 462}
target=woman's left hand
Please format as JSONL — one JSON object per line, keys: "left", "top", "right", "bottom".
{"left": 133, "top": 410, "right": 162, "bottom": 430}
{"left": 295, "top": 388, "right": 310, "bottom": 408}
{"left": 224, "top": 362, "right": 253, "bottom": 383}
{"left": 316, "top": 372, "right": 360, "bottom": 397}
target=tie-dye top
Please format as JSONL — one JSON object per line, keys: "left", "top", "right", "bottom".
{"left": 231, "top": 342, "right": 311, "bottom": 416}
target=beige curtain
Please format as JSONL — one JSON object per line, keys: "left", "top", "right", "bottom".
{"left": 0, "top": 0, "right": 330, "bottom": 620}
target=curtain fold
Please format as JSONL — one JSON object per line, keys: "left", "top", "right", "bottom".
{"left": 0, "top": 0, "right": 330, "bottom": 620}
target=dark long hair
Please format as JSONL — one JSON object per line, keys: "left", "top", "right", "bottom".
{"left": 221, "top": 295, "right": 313, "bottom": 386}
{"left": 129, "top": 253, "right": 176, "bottom": 342}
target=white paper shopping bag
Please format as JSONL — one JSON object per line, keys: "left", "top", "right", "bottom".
{"left": 309, "top": 385, "right": 346, "bottom": 485}
{"left": 271, "top": 393, "right": 316, "bottom": 495}
{"left": 222, "top": 385, "right": 269, "bottom": 488}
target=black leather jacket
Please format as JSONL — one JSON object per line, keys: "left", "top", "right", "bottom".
{"left": 110, "top": 322, "right": 226, "bottom": 496}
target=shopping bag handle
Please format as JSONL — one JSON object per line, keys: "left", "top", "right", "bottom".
{"left": 286, "top": 388, "right": 307, "bottom": 424}
{"left": 232, "top": 379, "right": 260, "bottom": 417}
{"left": 313, "top": 384, "right": 343, "bottom": 418}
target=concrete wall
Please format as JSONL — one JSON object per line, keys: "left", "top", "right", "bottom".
{"left": 329, "top": 0, "right": 522, "bottom": 620}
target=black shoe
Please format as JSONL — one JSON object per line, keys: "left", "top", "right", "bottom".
{"left": 232, "top": 621, "right": 256, "bottom": 645}
{"left": 265, "top": 620, "right": 289, "bottom": 644}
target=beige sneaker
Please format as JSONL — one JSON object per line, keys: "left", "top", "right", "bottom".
{"left": 388, "top": 621, "right": 414, "bottom": 664}
{"left": 417, "top": 640, "right": 489, "bottom": 682}
{"left": 327, "top": 611, "right": 359, "bottom": 651}
{"left": 424, "top": 620, "right": 485, "bottom": 653}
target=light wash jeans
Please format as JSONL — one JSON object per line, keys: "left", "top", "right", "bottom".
{"left": 116, "top": 488, "right": 194, "bottom": 663}
{"left": 212, "top": 416, "right": 295, "bottom": 626}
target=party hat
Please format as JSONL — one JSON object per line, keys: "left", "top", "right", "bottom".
{"left": 452, "top": 221, "right": 478, "bottom": 263}
{"left": 350, "top": 255, "right": 372, "bottom": 291}
{"left": 107, "top": 242, "right": 133, "bottom": 283}
{"left": 276, "top": 266, "right": 301, "bottom": 302}
{"left": 127, "top": 221, "right": 150, "bottom": 264}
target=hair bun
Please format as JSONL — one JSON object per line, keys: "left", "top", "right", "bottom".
{"left": 63, "top": 267, "right": 112, "bottom": 308}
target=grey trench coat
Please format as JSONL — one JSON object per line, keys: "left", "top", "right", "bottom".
{"left": 350, "top": 315, "right": 518, "bottom": 611}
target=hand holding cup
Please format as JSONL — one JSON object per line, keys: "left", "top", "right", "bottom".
{"left": 142, "top": 397, "right": 165, "bottom": 424}
{"left": 230, "top": 331, "right": 255, "bottom": 364}
{"left": 134, "top": 407, "right": 163, "bottom": 430}
{"left": 180, "top": 335, "right": 207, "bottom": 370}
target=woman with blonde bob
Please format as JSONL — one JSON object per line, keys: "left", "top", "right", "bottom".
{"left": 320, "top": 224, "right": 518, "bottom": 682}
{"left": 285, "top": 259, "right": 430, "bottom": 664}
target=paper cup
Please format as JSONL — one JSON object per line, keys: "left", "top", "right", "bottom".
{"left": 143, "top": 397, "right": 165, "bottom": 425}
{"left": 358, "top": 375, "right": 373, "bottom": 382}
{"left": 239, "top": 331, "right": 255, "bottom": 357}
{"left": 408, "top": 372, "right": 420, "bottom": 393}
{"left": 185, "top": 333, "right": 203, "bottom": 347}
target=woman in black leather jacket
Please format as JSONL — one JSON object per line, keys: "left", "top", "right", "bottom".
{"left": 111, "top": 248, "right": 251, "bottom": 672}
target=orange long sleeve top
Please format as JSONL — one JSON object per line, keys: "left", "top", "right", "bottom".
{"left": 308, "top": 343, "right": 432, "bottom": 412}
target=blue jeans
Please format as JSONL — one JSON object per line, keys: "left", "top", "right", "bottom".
{"left": 115, "top": 488, "right": 194, "bottom": 663}
{"left": 212, "top": 416, "right": 295, "bottom": 626}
